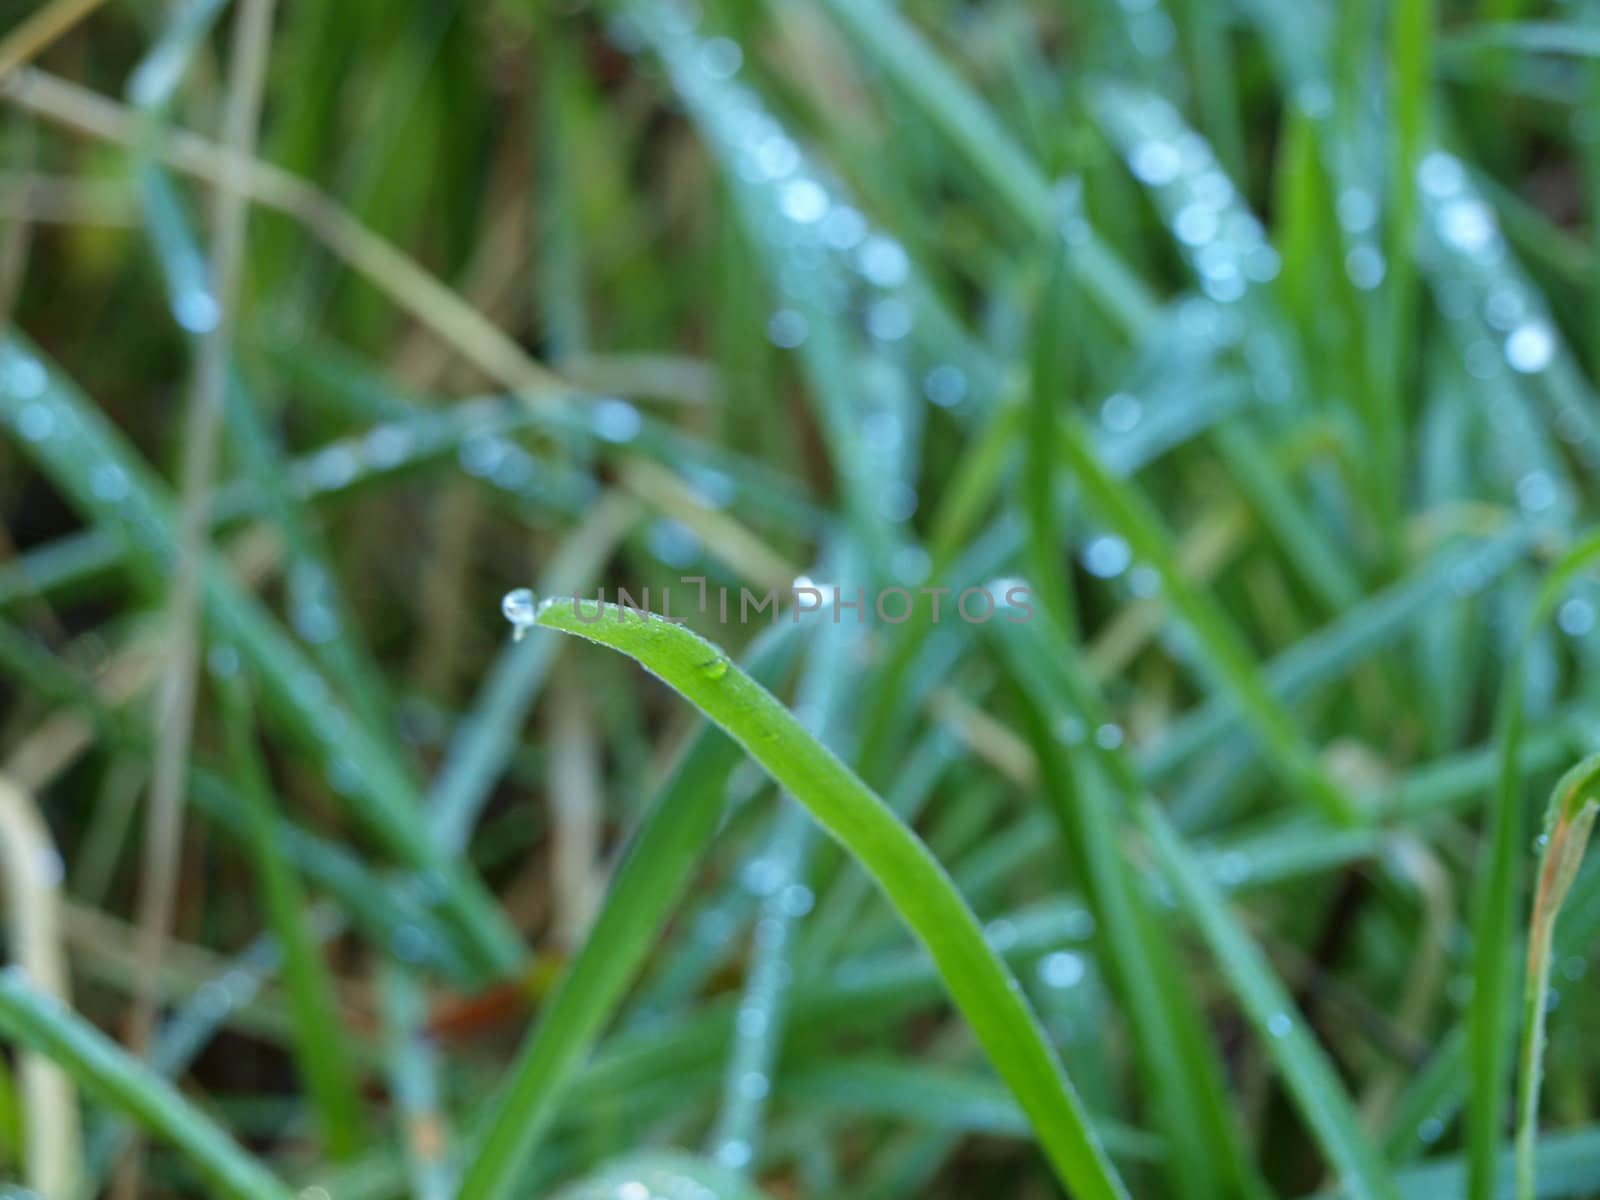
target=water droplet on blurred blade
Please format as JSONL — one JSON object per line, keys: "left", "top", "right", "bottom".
{"left": 1505, "top": 321, "right": 1555, "bottom": 374}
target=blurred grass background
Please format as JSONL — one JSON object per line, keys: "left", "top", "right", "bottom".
{"left": 2, "top": 0, "right": 1600, "bottom": 1197}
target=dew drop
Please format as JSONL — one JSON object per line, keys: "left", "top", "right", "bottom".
{"left": 1174, "top": 203, "right": 1219, "bottom": 246}
{"left": 737, "top": 1070, "right": 770, "bottom": 1100}
{"left": 1100, "top": 392, "right": 1142, "bottom": 434}
{"left": 699, "top": 36, "right": 742, "bottom": 80}
{"left": 778, "top": 882, "right": 814, "bottom": 917}
{"left": 858, "top": 235, "right": 910, "bottom": 288}
{"left": 1558, "top": 597, "right": 1595, "bottom": 637}
{"left": 362, "top": 423, "right": 411, "bottom": 469}
{"left": 4, "top": 354, "right": 46, "bottom": 398}
{"left": 714, "top": 1140, "right": 752, "bottom": 1170}
{"left": 820, "top": 204, "right": 867, "bottom": 250}
{"left": 591, "top": 396, "right": 643, "bottom": 443}
{"left": 174, "top": 290, "right": 221, "bottom": 333}
{"left": 985, "top": 918, "right": 1018, "bottom": 951}
{"left": 502, "top": 588, "right": 538, "bottom": 639}
{"left": 1083, "top": 534, "right": 1132, "bottom": 579}
{"left": 17, "top": 403, "right": 54, "bottom": 442}
{"left": 1127, "top": 565, "right": 1161, "bottom": 597}
{"left": 1038, "top": 951, "right": 1086, "bottom": 990}
{"left": 697, "top": 655, "right": 729, "bottom": 680}
{"left": 1266, "top": 1011, "right": 1293, "bottom": 1039}
{"left": 866, "top": 297, "right": 912, "bottom": 342}
{"left": 1438, "top": 198, "right": 1496, "bottom": 256}
{"left": 1336, "top": 188, "right": 1377, "bottom": 234}
{"left": 766, "top": 308, "right": 808, "bottom": 348}
{"left": 780, "top": 178, "right": 829, "bottom": 225}
{"left": 1130, "top": 140, "right": 1181, "bottom": 186}
{"left": 90, "top": 464, "right": 130, "bottom": 502}
{"left": 1515, "top": 470, "right": 1556, "bottom": 514}
{"left": 1417, "top": 152, "right": 1465, "bottom": 198}
{"left": 1215, "top": 851, "right": 1251, "bottom": 886}
{"left": 754, "top": 136, "right": 799, "bottom": 180}
{"left": 923, "top": 363, "right": 967, "bottom": 409}
{"left": 1344, "top": 245, "right": 1386, "bottom": 290}
{"left": 1505, "top": 322, "right": 1555, "bottom": 374}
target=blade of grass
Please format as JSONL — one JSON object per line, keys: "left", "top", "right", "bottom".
{"left": 0, "top": 0, "right": 109, "bottom": 76}
{"left": 379, "top": 964, "right": 455, "bottom": 1200}
{"left": 1054, "top": 412, "right": 1357, "bottom": 824}
{"left": 812, "top": 0, "right": 1155, "bottom": 334}
{"left": 1024, "top": 232, "right": 1079, "bottom": 638}
{"left": 217, "top": 669, "right": 365, "bottom": 1161}
{"left": 1516, "top": 755, "right": 1600, "bottom": 1200}
{"left": 0, "top": 773, "right": 79, "bottom": 1196}
{"left": 995, "top": 617, "right": 1267, "bottom": 1200}
{"left": 1466, "top": 531, "right": 1600, "bottom": 1200}
{"left": 499, "top": 598, "right": 1131, "bottom": 1200}
{"left": 456, "top": 623, "right": 805, "bottom": 1200}
{"left": 0, "top": 332, "right": 522, "bottom": 975}
{"left": 120, "top": 11, "right": 275, "bottom": 1191}
{"left": 1139, "top": 802, "right": 1401, "bottom": 1200}
{"left": 0, "top": 968, "right": 294, "bottom": 1200}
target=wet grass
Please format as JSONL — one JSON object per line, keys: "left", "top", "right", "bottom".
{"left": 2, "top": 1, "right": 1600, "bottom": 1198}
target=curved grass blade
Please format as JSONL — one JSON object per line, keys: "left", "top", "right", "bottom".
{"left": 1516, "top": 755, "right": 1600, "bottom": 1199}
{"left": 457, "top": 624, "right": 804, "bottom": 1200}
{"left": 0, "top": 968, "right": 293, "bottom": 1200}
{"left": 496, "top": 598, "right": 1131, "bottom": 1200}
{"left": 1466, "top": 531, "right": 1600, "bottom": 1200}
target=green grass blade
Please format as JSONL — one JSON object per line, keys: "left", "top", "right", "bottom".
{"left": 457, "top": 624, "right": 805, "bottom": 1200}
{"left": 1467, "top": 531, "right": 1600, "bottom": 1200}
{"left": 0, "top": 969, "right": 294, "bottom": 1200}
{"left": 1055, "top": 413, "right": 1356, "bottom": 824}
{"left": 995, "top": 619, "right": 1266, "bottom": 1200}
{"left": 1140, "top": 803, "right": 1400, "bottom": 1200}
{"left": 507, "top": 598, "right": 1131, "bottom": 1200}
{"left": 1516, "top": 755, "right": 1600, "bottom": 1200}
{"left": 217, "top": 671, "right": 365, "bottom": 1161}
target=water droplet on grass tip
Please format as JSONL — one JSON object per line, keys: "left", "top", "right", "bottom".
{"left": 502, "top": 589, "right": 538, "bottom": 639}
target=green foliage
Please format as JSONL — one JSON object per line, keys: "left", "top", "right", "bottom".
{"left": 3, "top": 0, "right": 1600, "bottom": 1197}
